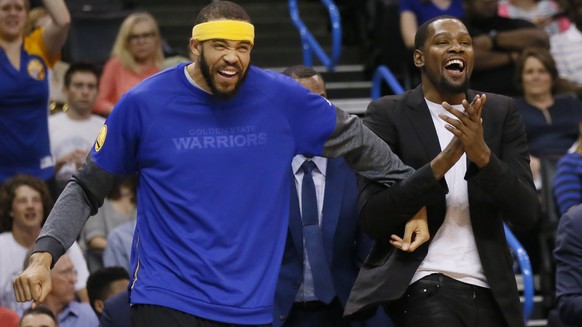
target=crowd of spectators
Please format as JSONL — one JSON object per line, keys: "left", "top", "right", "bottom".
{"left": 2, "top": 0, "right": 582, "bottom": 326}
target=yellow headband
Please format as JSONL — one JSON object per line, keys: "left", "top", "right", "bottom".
{"left": 192, "top": 20, "right": 255, "bottom": 45}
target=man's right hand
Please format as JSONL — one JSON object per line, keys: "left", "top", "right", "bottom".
{"left": 13, "top": 252, "right": 53, "bottom": 303}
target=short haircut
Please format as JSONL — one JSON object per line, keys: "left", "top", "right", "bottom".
{"left": 0, "top": 174, "right": 52, "bottom": 232}
{"left": 107, "top": 175, "right": 138, "bottom": 203}
{"left": 86, "top": 267, "right": 130, "bottom": 314}
{"left": 414, "top": 15, "right": 462, "bottom": 50}
{"left": 194, "top": 1, "right": 251, "bottom": 25}
{"left": 282, "top": 65, "right": 321, "bottom": 80}
{"left": 63, "top": 62, "right": 100, "bottom": 87}
{"left": 19, "top": 305, "right": 59, "bottom": 327}
{"left": 514, "top": 47, "right": 560, "bottom": 94}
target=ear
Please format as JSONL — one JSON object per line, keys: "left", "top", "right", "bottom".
{"left": 94, "top": 299, "right": 104, "bottom": 315}
{"left": 190, "top": 38, "right": 202, "bottom": 57}
{"left": 413, "top": 49, "right": 424, "bottom": 68}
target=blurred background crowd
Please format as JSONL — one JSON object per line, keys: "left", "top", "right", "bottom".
{"left": 2, "top": 0, "right": 582, "bottom": 326}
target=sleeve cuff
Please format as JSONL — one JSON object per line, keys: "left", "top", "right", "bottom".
{"left": 34, "top": 236, "right": 66, "bottom": 268}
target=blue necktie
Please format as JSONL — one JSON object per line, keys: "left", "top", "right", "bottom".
{"left": 301, "top": 160, "right": 335, "bottom": 303}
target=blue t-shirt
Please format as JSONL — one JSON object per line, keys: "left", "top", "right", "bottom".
{"left": 0, "top": 28, "right": 55, "bottom": 183}
{"left": 399, "top": 0, "right": 464, "bottom": 25}
{"left": 91, "top": 63, "right": 336, "bottom": 324}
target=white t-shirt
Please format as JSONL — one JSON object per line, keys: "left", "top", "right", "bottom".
{"left": 48, "top": 112, "right": 105, "bottom": 185}
{"left": 0, "top": 232, "right": 89, "bottom": 316}
{"left": 410, "top": 99, "right": 489, "bottom": 288}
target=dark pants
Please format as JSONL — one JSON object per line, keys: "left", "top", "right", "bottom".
{"left": 387, "top": 274, "right": 508, "bottom": 327}
{"left": 130, "top": 304, "right": 272, "bottom": 327}
{"left": 283, "top": 298, "right": 351, "bottom": 327}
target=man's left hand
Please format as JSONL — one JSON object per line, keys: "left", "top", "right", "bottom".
{"left": 390, "top": 207, "right": 430, "bottom": 252}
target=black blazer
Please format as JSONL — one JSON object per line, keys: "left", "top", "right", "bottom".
{"left": 344, "top": 86, "right": 539, "bottom": 327}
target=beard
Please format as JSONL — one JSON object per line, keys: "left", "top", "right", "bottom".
{"left": 427, "top": 70, "right": 470, "bottom": 95}
{"left": 199, "top": 48, "right": 249, "bottom": 100}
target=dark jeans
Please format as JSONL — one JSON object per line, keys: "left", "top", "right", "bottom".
{"left": 130, "top": 304, "right": 272, "bottom": 327}
{"left": 284, "top": 298, "right": 351, "bottom": 327}
{"left": 387, "top": 274, "right": 508, "bottom": 327}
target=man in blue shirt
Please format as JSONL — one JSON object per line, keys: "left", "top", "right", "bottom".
{"left": 39, "top": 254, "right": 98, "bottom": 327}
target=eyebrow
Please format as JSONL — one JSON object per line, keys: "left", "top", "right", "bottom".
{"left": 433, "top": 31, "right": 471, "bottom": 38}
{"left": 210, "top": 39, "right": 252, "bottom": 45}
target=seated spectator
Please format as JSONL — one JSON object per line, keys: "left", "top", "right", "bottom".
{"left": 19, "top": 305, "right": 59, "bottom": 327}
{"left": 498, "top": 0, "right": 567, "bottom": 37}
{"left": 554, "top": 204, "right": 582, "bottom": 326}
{"left": 99, "top": 290, "right": 130, "bottom": 327}
{"left": 554, "top": 129, "right": 582, "bottom": 215}
{"left": 93, "top": 12, "right": 164, "bottom": 116}
{"left": 102, "top": 219, "right": 135, "bottom": 272}
{"left": 0, "top": 175, "right": 89, "bottom": 315}
{"left": 463, "top": 0, "right": 549, "bottom": 96}
{"left": 23, "top": 253, "right": 98, "bottom": 327}
{"left": 399, "top": 0, "right": 464, "bottom": 49}
{"left": 0, "top": 306, "right": 18, "bottom": 327}
{"left": 550, "top": 0, "right": 582, "bottom": 87}
{"left": 86, "top": 267, "right": 129, "bottom": 318}
{"left": 81, "top": 176, "right": 137, "bottom": 271}
{"left": 49, "top": 63, "right": 105, "bottom": 194}
{"left": 514, "top": 47, "right": 582, "bottom": 187}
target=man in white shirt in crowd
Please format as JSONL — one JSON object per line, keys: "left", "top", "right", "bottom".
{"left": 49, "top": 63, "right": 105, "bottom": 194}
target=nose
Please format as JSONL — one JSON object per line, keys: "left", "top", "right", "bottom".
{"left": 223, "top": 49, "right": 239, "bottom": 65}
{"left": 448, "top": 41, "right": 465, "bottom": 53}
{"left": 24, "top": 198, "right": 35, "bottom": 208}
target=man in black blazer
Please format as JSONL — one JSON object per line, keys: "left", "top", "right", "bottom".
{"left": 344, "top": 16, "right": 539, "bottom": 327}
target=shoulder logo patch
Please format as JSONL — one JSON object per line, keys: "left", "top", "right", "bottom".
{"left": 95, "top": 125, "right": 107, "bottom": 152}
{"left": 27, "top": 58, "right": 45, "bottom": 80}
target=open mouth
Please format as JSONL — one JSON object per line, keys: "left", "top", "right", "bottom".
{"left": 444, "top": 59, "right": 465, "bottom": 73}
{"left": 217, "top": 69, "right": 238, "bottom": 79}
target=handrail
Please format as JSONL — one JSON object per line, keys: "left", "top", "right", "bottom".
{"left": 371, "top": 65, "right": 405, "bottom": 100}
{"left": 504, "top": 224, "right": 534, "bottom": 323}
{"left": 370, "top": 66, "right": 535, "bottom": 323}
{"left": 288, "top": 0, "right": 341, "bottom": 71}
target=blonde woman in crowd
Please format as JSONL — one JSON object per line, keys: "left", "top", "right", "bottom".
{"left": 93, "top": 12, "right": 164, "bottom": 116}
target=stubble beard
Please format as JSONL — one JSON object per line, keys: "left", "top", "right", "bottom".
{"left": 429, "top": 70, "right": 470, "bottom": 95}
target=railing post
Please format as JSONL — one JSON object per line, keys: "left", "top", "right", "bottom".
{"left": 372, "top": 65, "right": 405, "bottom": 99}
{"left": 288, "top": 0, "right": 341, "bottom": 71}
{"left": 504, "top": 224, "right": 534, "bottom": 323}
